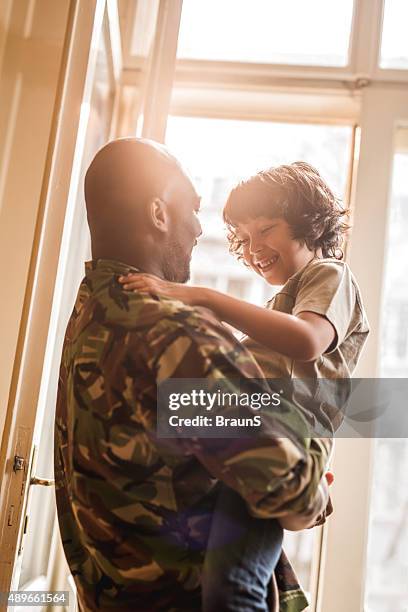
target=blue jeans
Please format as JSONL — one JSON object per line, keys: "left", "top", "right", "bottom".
{"left": 202, "top": 485, "right": 283, "bottom": 611}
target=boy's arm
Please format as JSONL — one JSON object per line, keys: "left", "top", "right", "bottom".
{"left": 196, "top": 288, "right": 336, "bottom": 362}
{"left": 119, "top": 274, "right": 335, "bottom": 362}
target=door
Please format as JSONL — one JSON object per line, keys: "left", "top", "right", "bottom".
{"left": 0, "top": 0, "right": 120, "bottom": 605}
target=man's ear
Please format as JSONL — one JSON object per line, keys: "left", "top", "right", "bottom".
{"left": 149, "top": 197, "right": 169, "bottom": 232}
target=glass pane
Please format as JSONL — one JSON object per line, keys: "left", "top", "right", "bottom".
{"left": 17, "top": 23, "right": 115, "bottom": 592}
{"left": 177, "top": 0, "right": 354, "bottom": 67}
{"left": 380, "top": 0, "right": 408, "bottom": 69}
{"left": 365, "top": 440, "right": 408, "bottom": 612}
{"left": 379, "top": 132, "right": 408, "bottom": 377}
{"left": 284, "top": 529, "right": 317, "bottom": 598}
{"left": 365, "top": 130, "right": 408, "bottom": 611}
{"left": 166, "top": 115, "right": 353, "bottom": 598}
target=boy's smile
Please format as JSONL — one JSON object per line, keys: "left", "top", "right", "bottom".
{"left": 236, "top": 216, "right": 318, "bottom": 285}
{"left": 253, "top": 253, "right": 279, "bottom": 272}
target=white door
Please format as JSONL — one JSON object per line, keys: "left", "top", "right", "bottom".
{"left": 0, "top": 1, "right": 120, "bottom": 607}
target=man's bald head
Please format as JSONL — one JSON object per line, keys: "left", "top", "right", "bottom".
{"left": 86, "top": 138, "right": 183, "bottom": 238}
{"left": 84, "top": 138, "right": 201, "bottom": 281}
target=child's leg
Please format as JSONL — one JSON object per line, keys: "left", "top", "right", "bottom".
{"left": 202, "top": 484, "right": 283, "bottom": 612}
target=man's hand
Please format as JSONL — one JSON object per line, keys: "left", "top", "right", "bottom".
{"left": 278, "top": 471, "right": 334, "bottom": 531}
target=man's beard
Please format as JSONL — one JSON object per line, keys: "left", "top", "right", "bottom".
{"left": 162, "top": 238, "right": 191, "bottom": 283}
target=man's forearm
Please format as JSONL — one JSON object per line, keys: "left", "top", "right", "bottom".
{"left": 192, "top": 432, "right": 332, "bottom": 522}
{"left": 278, "top": 478, "right": 331, "bottom": 531}
{"left": 240, "top": 437, "right": 332, "bottom": 520}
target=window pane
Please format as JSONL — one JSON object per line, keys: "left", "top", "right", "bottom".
{"left": 177, "top": 0, "right": 354, "bottom": 67}
{"left": 284, "top": 529, "right": 318, "bottom": 598}
{"left": 380, "top": 0, "right": 408, "bottom": 69}
{"left": 18, "top": 23, "right": 114, "bottom": 591}
{"left": 166, "top": 116, "right": 352, "bottom": 596}
{"left": 365, "top": 440, "right": 408, "bottom": 612}
{"left": 379, "top": 133, "right": 408, "bottom": 377}
{"left": 365, "top": 130, "right": 408, "bottom": 611}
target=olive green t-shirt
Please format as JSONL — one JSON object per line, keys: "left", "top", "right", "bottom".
{"left": 244, "top": 258, "right": 370, "bottom": 380}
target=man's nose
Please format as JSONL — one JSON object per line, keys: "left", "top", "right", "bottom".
{"left": 195, "top": 218, "right": 202, "bottom": 239}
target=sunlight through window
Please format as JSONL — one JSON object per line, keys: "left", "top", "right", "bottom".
{"left": 177, "top": 0, "right": 355, "bottom": 66}
{"left": 380, "top": 0, "right": 408, "bottom": 69}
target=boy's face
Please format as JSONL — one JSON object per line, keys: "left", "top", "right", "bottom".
{"left": 236, "top": 216, "right": 316, "bottom": 285}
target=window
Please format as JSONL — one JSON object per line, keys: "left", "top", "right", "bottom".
{"left": 227, "top": 278, "right": 251, "bottom": 300}
{"left": 210, "top": 177, "right": 232, "bottom": 210}
{"left": 15, "top": 9, "right": 118, "bottom": 594}
{"left": 380, "top": 0, "right": 408, "bottom": 70}
{"left": 177, "top": 0, "right": 355, "bottom": 66}
{"left": 364, "top": 128, "right": 408, "bottom": 610}
{"left": 284, "top": 529, "right": 317, "bottom": 598}
{"left": 379, "top": 130, "right": 408, "bottom": 376}
{"left": 364, "top": 440, "right": 408, "bottom": 612}
{"left": 194, "top": 273, "right": 218, "bottom": 289}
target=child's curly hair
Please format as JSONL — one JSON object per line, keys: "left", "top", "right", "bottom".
{"left": 223, "top": 161, "right": 350, "bottom": 262}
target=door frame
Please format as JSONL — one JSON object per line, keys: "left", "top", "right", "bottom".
{"left": 0, "top": 0, "right": 118, "bottom": 599}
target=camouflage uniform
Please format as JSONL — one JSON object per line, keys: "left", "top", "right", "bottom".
{"left": 55, "top": 259, "right": 332, "bottom": 611}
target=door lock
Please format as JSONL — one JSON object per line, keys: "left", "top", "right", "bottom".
{"left": 13, "top": 455, "right": 25, "bottom": 472}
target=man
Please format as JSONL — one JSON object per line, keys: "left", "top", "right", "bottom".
{"left": 55, "top": 138, "right": 331, "bottom": 611}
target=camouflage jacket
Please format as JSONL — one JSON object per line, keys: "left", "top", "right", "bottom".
{"left": 54, "top": 259, "right": 332, "bottom": 612}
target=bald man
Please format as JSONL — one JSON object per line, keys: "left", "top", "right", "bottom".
{"left": 85, "top": 138, "right": 201, "bottom": 282}
{"left": 54, "top": 138, "right": 331, "bottom": 611}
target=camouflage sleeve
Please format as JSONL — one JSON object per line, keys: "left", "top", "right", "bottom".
{"left": 277, "top": 474, "right": 332, "bottom": 530}
{"left": 144, "top": 305, "right": 333, "bottom": 520}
